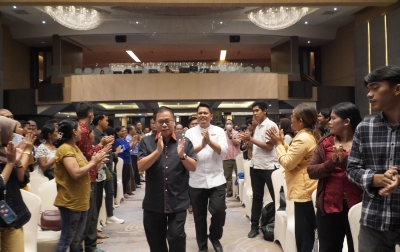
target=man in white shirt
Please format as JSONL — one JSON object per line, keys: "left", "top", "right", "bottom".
{"left": 240, "top": 101, "right": 280, "bottom": 239}
{"left": 185, "top": 103, "right": 228, "bottom": 252}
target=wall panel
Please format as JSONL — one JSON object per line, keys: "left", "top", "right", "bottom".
{"left": 369, "top": 16, "right": 385, "bottom": 70}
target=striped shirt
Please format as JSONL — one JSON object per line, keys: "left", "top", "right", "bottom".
{"left": 347, "top": 113, "right": 400, "bottom": 232}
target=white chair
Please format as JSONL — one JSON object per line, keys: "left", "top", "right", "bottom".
{"left": 235, "top": 154, "right": 245, "bottom": 202}
{"left": 101, "top": 67, "right": 110, "bottom": 74}
{"left": 232, "top": 172, "right": 238, "bottom": 198}
{"left": 74, "top": 68, "right": 82, "bottom": 74}
{"left": 21, "top": 190, "right": 40, "bottom": 252}
{"left": 237, "top": 66, "right": 244, "bottom": 73}
{"left": 272, "top": 168, "right": 287, "bottom": 247}
{"left": 115, "top": 158, "right": 124, "bottom": 206}
{"left": 264, "top": 66, "right": 271, "bottom": 73}
{"left": 93, "top": 67, "right": 101, "bottom": 74}
{"left": 83, "top": 68, "right": 92, "bottom": 74}
{"left": 348, "top": 202, "right": 362, "bottom": 252}
{"left": 311, "top": 189, "right": 317, "bottom": 214}
{"left": 242, "top": 160, "right": 252, "bottom": 218}
{"left": 98, "top": 190, "right": 107, "bottom": 227}
{"left": 37, "top": 179, "right": 58, "bottom": 212}
{"left": 245, "top": 66, "right": 253, "bottom": 73}
{"left": 254, "top": 66, "right": 262, "bottom": 73}
{"left": 28, "top": 170, "right": 49, "bottom": 196}
{"left": 284, "top": 198, "right": 297, "bottom": 252}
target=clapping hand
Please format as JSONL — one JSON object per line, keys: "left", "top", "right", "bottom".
{"left": 331, "top": 145, "right": 347, "bottom": 168}
{"left": 5, "top": 141, "right": 16, "bottom": 164}
{"left": 266, "top": 127, "right": 283, "bottom": 146}
{"left": 201, "top": 129, "right": 210, "bottom": 147}
{"left": 92, "top": 151, "right": 108, "bottom": 165}
{"left": 379, "top": 167, "right": 399, "bottom": 196}
{"left": 156, "top": 133, "right": 164, "bottom": 153}
{"left": 102, "top": 143, "right": 112, "bottom": 153}
{"left": 116, "top": 145, "right": 123, "bottom": 154}
{"left": 177, "top": 138, "right": 186, "bottom": 158}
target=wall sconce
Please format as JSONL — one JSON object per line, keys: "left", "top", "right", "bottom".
{"left": 268, "top": 101, "right": 272, "bottom": 107}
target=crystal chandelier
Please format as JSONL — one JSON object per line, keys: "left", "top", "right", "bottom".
{"left": 44, "top": 6, "right": 102, "bottom": 30}
{"left": 247, "top": 7, "right": 312, "bottom": 30}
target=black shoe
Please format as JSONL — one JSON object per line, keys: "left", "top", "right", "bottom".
{"left": 248, "top": 227, "right": 259, "bottom": 238}
{"left": 209, "top": 239, "right": 223, "bottom": 252}
{"left": 198, "top": 249, "right": 208, "bottom": 252}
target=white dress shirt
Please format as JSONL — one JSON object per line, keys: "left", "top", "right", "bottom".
{"left": 185, "top": 124, "right": 228, "bottom": 189}
{"left": 250, "top": 117, "right": 280, "bottom": 170}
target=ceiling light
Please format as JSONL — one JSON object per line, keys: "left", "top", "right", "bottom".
{"left": 13, "top": 6, "right": 17, "bottom": 9}
{"left": 334, "top": 7, "right": 337, "bottom": 11}
{"left": 138, "top": 114, "right": 142, "bottom": 115}
{"left": 247, "top": 7, "right": 315, "bottom": 30}
{"left": 305, "top": 21, "right": 308, "bottom": 24}
{"left": 126, "top": 50, "right": 141, "bottom": 62}
{"left": 120, "top": 103, "right": 122, "bottom": 105}
{"left": 44, "top": 6, "right": 102, "bottom": 30}
{"left": 220, "top": 50, "right": 227, "bottom": 61}
{"left": 308, "top": 41, "right": 310, "bottom": 43}
{"left": 42, "top": 21, "right": 46, "bottom": 24}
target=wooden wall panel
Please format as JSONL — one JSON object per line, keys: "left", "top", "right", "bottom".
{"left": 369, "top": 16, "right": 385, "bottom": 70}
{"left": 387, "top": 8, "right": 400, "bottom": 66}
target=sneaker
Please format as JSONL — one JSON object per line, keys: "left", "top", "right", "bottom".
{"left": 248, "top": 227, "right": 259, "bottom": 238}
{"left": 106, "top": 216, "right": 124, "bottom": 224}
{"left": 114, "top": 203, "right": 119, "bottom": 208}
{"left": 136, "top": 184, "right": 141, "bottom": 188}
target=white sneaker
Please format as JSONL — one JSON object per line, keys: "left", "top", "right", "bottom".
{"left": 106, "top": 216, "right": 124, "bottom": 224}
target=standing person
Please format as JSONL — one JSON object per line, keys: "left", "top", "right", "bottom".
{"left": 0, "top": 118, "right": 33, "bottom": 252}
{"left": 145, "top": 119, "right": 157, "bottom": 136}
{"left": 54, "top": 118, "right": 108, "bottom": 252}
{"left": 185, "top": 103, "right": 228, "bottom": 252}
{"left": 266, "top": 104, "right": 320, "bottom": 252}
{"left": 126, "top": 125, "right": 140, "bottom": 188}
{"left": 133, "top": 121, "right": 145, "bottom": 187}
{"left": 175, "top": 123, "right": 184, "bottom": 135}
{"left": 347, "top": 66, "right": 400, "bottom": 252}
{"left": 75, "top": 102, "right": 113, "bottom": 252}
{"left": 115, "top": 126, "right": 135, "bottom": 197}
{"left": 222, "top": 119, "right": 240, "bottom": 197}
{"left": 279, "top": 118, "right": 295, "bottom": 145}
{"left": 36, "top": 123, "right": 58, "bottom": 180}
{"left": 138, "top": 106, "right": 197, "bottom": 252}
{"left": 92, "top": 113, "right": 124, "bottom": 228}
{"left": 188, "top": 117, "right": 198, "bottom": 129}
{"left": 307, "top": 102, "right": 362, "bottom": 252}
{"left": 240, "top": 101, "right": 279, "bottom": 238}
{"left": 318, "top": 108, "right": 331, "bottom": 135}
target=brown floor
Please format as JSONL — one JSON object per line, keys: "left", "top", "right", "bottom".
{"left": 98, "top": 183, "right": 284, "bottom": 252}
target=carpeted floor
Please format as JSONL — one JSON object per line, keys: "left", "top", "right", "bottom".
{"left": 97, "top": 183, "right": 284, "bottom": 252}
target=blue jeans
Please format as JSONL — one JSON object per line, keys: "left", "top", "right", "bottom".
{"left": 56, "top": 207, "right": 88, "bottom": 252}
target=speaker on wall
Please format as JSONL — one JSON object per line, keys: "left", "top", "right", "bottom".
{"left": 230, "top": 35, "right": 240, "bottom": 43}
{"left": 115, "top": 35, "right": 127, "bottom": 43}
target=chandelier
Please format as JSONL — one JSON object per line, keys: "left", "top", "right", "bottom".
{"left": 44, "top": 6, "right": 102, "bottom": 30}
{"left": 247, "top": 7, "right": 312, "bottom": 30}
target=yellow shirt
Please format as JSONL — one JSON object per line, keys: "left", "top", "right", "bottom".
{"left": 54, "top": 143, "right": 91, "bottom": 211}
{"left": 276, "top": 129, "right": 318, "bottom": 202}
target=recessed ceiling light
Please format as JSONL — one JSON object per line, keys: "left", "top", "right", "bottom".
{"left": 220, "top": 50, "right": 227, "bottom": 61}
{"left": 305, "top": 21, "right": 308, "bottom": 24}
{"left": 334, "top": 7, "right": 337, "bottom": 11}
{"left": 138, "top": 113, "right": 142, "bottom": 115}
{"left": 177, "top": 103, "right": 180, "bottom": 105}
{"left": 13, "top": 6, "right": 17, "bottom": 9}
{"left": 126, "top": 50, "right": 141, "bottom": 62}
{"left": 42, "top": 21, "right": 46, "bottom": 24}
{"left": 308, "top": 41, "right": 311, "bottom": 44}
{"left": 120, "top": 103, "right": 123, "bottom": 105}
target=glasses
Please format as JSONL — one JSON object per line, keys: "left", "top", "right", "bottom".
{"left": 157, "top": 119, "right": 173, "bottom": 125}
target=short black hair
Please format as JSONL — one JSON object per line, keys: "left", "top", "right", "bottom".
{"left": 76, "top": 102, "right": 93, "bottom": 119}
{"left": 126, "top": 124, "right": 134, "bottom": 132}
{"left": 19, "top": 120, "right": 30, "bottom": 127}
{"left": 93, "top": 112, "right": 107, "bottom": 126}
{"left": 197, "top": 102, "right": 213, "bottom": 114}
{"left": 318, "top": 108, "right": 331, "bottom": 119}
{"left": 153, "top": 106, "right": 174, "bottom": 120}
{"left": 188, "top": 117, "right": 197, "bottom": 125}
{"left": 134, "top": 121, "right": 142, "bottom": 126}
{"left": 246, "top": 118, "right": 253, "bottom": 126}
{"left": 251, "top": 101, "right": 268, "bottom": 111}
{"left": 364, "top": 65, "right": 400, "bottom": 88}
{"left": 105, "top": 126, "right": 115, "bottom": 136}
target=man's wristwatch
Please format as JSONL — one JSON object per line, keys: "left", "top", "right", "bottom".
{"left": 180, "top": 153, "right": 187, "bottom": 160}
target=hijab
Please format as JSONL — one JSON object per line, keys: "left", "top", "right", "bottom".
{"left": 279, "top": 118, "right": 294, "bottom": 138}
{"left": 0, "top": 117, "right": 17, "bottom": 164}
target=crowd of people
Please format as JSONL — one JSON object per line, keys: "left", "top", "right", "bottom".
{"left": 0, "top": 65, "right": 398, "bottom": 252}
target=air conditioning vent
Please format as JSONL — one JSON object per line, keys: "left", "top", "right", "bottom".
{"left": 12, "top": 10, "right": 29, "bottom": 14}
{"left": 321, "top": 11, "right": 337, "bottom": 15}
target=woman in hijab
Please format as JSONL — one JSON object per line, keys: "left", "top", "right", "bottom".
{"left": 0, "top": 117, "right": 35, "bottom": 252}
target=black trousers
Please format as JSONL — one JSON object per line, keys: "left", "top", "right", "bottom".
{"left": 84, "top": 182, "right": 98, "bottom": 251}
{"left": 190, "top": 184, "right": 226, "bottom": 251}
{"left": 316, "top": 200, "right": 354, "bottom": 252}
{"left": 250, "top": 167, "right": 276, "bottom": 228}
{"left": 96, "top": 177, "right": 115, "bottom": 218}
{"left": 143, "top": 210, "right": 187, "bottom": 252}
{"left": 294, "top": 201, "right": 316, "bottom": 252}
{"left": 122, "top": 163, "right": 134, "bottom": 194}
{"left": 131, "top": 155, "right": 141, "bottom": 185}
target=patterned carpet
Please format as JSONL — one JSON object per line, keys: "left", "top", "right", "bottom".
{"left": 97, "top": 183, "right": 283, "bottom": 252}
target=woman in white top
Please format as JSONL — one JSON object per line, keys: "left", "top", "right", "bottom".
{"left": 35, "top": 123, "right": 58, "bottom": 180}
